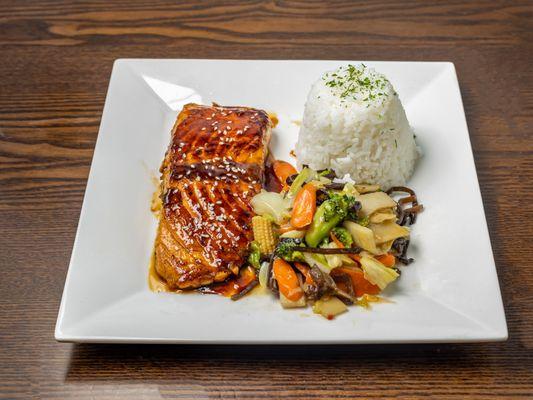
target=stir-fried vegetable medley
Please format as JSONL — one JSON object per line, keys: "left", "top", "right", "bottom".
{"left": 248, "top": 160, "right": 423, "bottom": 319}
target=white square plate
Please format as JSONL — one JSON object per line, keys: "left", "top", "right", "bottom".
{"left": 55, "top": 59, "right": 507, "bottom": 343}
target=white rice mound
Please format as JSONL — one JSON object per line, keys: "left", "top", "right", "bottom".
{"left": 295, "top": 64, "right": 419, "bottom": 190}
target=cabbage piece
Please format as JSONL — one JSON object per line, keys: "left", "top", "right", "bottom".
{"left": 369, "top": 209, "right": 397, "bottom": 223}
{"left": 360, "top": 255, "right": 399, "bottom": 290}
{"left": 322, "top": 242, "right": 356, "bottom": 268}
{"left": 323, "top": 242, "right": 343, "bottom": 269}
{"left": 313, "top": 296, "right": 347, "bottom": 319}
{"left": 280, "top": 230, "right": 306, "bottom": 239}
{"left": 354, "top": 184, "right": 380, "bottom": 194}
{"left": 343, "top": 221, "right": 380, "bottom": 254}
{"left": 369, "top": 221, "right": 410, "bottom": 244}
{"left": 250, "top": 190, "right": 291, "bottom": 224}
{"left": 356, "top": 192, "right": 397, "bottom": 217}
{"left": 289, "top": 167, "right": 311, "bottom": 196}
{"left": 377, "top": 239, "right": 395, "bottom": 254}
{"left": 342, "top": 182, "right": 360, "bottom": 197}
{"left": 303, "top": 252, "right": 332, "bottom": 274}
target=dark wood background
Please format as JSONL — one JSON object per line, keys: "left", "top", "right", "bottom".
{"left": 1, "top": 1, "right": 532, "bottom": 399}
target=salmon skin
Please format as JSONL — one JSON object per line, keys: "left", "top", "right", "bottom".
{"left": 154, "top": 104, "right": 272, "bottom": 289}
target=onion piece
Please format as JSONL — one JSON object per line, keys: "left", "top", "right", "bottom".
{"left": 258, "top": 261, "right": 270, "bottom": 289}
{"left": 250, "top": 190, "right": 292, "bottom": 224}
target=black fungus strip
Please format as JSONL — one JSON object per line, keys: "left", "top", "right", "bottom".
{"left": 391, "top": 237, "right": 414, "bottom": 265}
{"left": 324, "top": 182, "right": 345, "bottom": 190}
{"left": 292, "top": 246, "right": 362, "bottom": 255}
{"left": 386, "top": 186, "right": 416, "bottom": 196}
{"left": 315, "top": 188, "right": 329, "bottom": 206}
{"left": 308, "top": 265, "right": 356, "bottom": 304}
{"left": 317, "top": 169, "right": 337, "bottom": 180}
{"left": 332, "top": 273, "right": 356, "bottom": 305}
{"left": 285, "top": 173, "right": 298, "bottom": 185}
{"left": 386, "top": 186, "right": 423, "bottom": 227}
{"left": 231, "top": 279, "right": 259, "bottom": 301}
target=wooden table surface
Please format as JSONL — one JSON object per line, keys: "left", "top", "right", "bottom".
{"left": 1, "top": 1, "right": 532, "bottom": 399}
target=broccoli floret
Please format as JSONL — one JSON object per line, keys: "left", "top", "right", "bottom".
{"left": 330, "top": 227, "right": 353, "bottom": 247}
{"left": 320, "top": 237, "right": 330, "bottom": 247}
{"left": 274, "top": 238, "right": 305, "bottom": 262}
{"left": 347, "top": 199, "right": 362, "bottom": 221}
{"left": 247, "top": 241, "right": 261, "bottom": 269}
{"left": 306, "top": 192, "right": 362, "bottom": 247}
{"left": 323, "top": 193, "right": 361, "bottom": 222}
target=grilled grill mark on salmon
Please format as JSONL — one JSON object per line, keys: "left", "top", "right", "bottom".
{"left": 154, "top": 104, "right": 271, "bottom": 289}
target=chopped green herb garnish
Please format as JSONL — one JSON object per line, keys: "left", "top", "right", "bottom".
{"left": 322, "top": 64, "right": 390, "bottom": 104}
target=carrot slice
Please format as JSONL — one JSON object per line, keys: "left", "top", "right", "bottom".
{"left": 272, "top": 160, "right": 297, "bottom": 188}
{"left": 294, "top": 262, "right": 314, "bottom": 284}
{"left": 273, "top": 259, "right": 304, "bottom": 301}
{"left": 332, "top": 266, "right": 380, "bottom": 297}
{"left": 291, "top": 182, "right": 317, "bottom": 229}
{"left": 376, "top": 253, "right": 396, "bottom": 267}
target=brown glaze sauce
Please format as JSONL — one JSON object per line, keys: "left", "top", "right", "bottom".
{"left": 149, "top": 251, "right": 258, "bottom": 298}
{"left": 264, "top": 151, "right": 283, "bottom": 193}
{"left": 198, "top": 266, "right": 257, "bottom": 298}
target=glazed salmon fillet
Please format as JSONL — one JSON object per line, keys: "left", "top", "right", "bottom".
{"left": 154, "top": 104, "right": 272, "bottom": 289}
